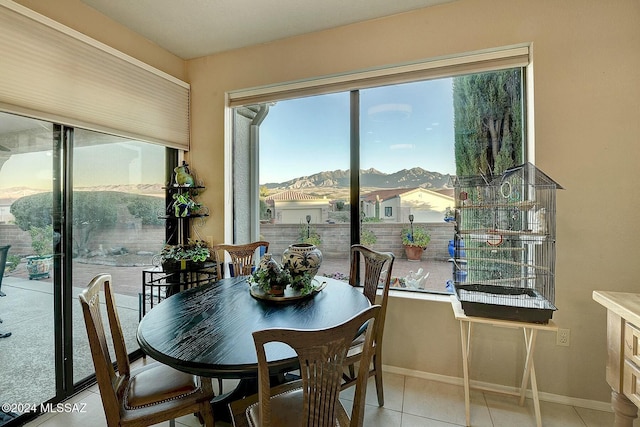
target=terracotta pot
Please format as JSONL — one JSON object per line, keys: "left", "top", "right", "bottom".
{"left": 404, "top": 245, "right": 425, "bottom": 262}
{"left": 268, "top": 284, "right": 285, "bottom": 296}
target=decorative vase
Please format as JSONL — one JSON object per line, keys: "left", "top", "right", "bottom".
{"left": 282, "top": 243, "right": 323, "bottom": 279}
{"left": 258, "top": 253, "right": 273, "bottom": 271}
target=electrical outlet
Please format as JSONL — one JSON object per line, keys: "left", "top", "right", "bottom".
{"left": 557, "top": 328, "right": 570, "bottom": 346}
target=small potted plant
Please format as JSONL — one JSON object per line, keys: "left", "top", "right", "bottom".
{"left": 360, "top": 227, "right": 377, "bottom": 246}
{"left": 158, "top": 239, "right": 210, "bottom": 271}
{"left": 27, "top": 224, "right": 54, "bottom": 280}
{"left": 249, "top": 254, "right": 313, "bottom": 296}
{"left": 401, "top": 223, "right": 431, "bottom": 261}
{"left": 171, "top": 191, "right": 201, "bottom": 217}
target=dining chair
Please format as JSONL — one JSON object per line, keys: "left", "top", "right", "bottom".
{"left": 212, "top": 241, "right": 269, "bottom": 279}
{"left": 0, "top": 245, "right": 10, "bottom": 335}
{"left": 0, "top": 245, "right": 10, "bottom": 297}
{"left": 79, "top": 274, "right": 215, "bottom": 427}
{"left": 229, "top": 305, "right": 381, "bottom": 427}
{"left": 342, "top": 244, "right": 395, "bottom": 407}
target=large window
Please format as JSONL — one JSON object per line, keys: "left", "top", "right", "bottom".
{"left": 231, "top": 48, "right": 528, "bottom": 295}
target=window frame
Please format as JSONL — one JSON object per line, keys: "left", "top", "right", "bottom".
{"left": 225, "top": 45, "right": 535, "bottom": 295}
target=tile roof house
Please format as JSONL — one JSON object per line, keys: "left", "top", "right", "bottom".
{"left": 265, "top": 190, "right": 329, "bottom": 224}
{"left": 361, "top": 187, "right": 454, "bottom": 223}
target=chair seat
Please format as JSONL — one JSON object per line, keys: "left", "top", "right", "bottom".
{"left": 244, "top": 380, "right": 348, "bottom": 427}
{"left": 125, "top": 362, "right": 200, "bottom": 409}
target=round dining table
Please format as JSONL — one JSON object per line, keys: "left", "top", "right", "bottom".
{"left": 137, "top": 275, "right": 370, "bottom": 418}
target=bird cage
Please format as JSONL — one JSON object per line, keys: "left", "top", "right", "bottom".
{"left": 451, "top": 163, "right": 562, "bottom": 323}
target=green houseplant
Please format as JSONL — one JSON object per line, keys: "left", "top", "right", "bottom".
{"left": 401, "top": 224, "right": 431, "bottom": 261}
{"left": 298, "top": 223, "right": 321, "bottom": 246}
{"left": 360, "top": 228, "right": 377, "bottom": 246}
{"left": 248, "top": 254, "right": 314, "bottom": 297}
{"left": 171, "top": 191, "right": 202, "bottom": 217}
{"left": 158, "top": 239, "right": 210, "bottom": 271}
{"left": 27, "top": 225, "right": 54, "bottom": 279}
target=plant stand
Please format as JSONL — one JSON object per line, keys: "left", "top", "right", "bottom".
{"left": 139, "top": 264, "right": 217, "bottom": 319}
{"left": 451, "top": 296, "right": 558, "bottom": 427}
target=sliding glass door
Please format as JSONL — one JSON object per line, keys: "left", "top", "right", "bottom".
{"left": 71, "top": 128, "right": 167, "bottom": 383}
{"left": 0, "top": 112, "right": 169, "bottom": 424}
{"left": 0, "top": 114, "right": 58, "bottom": 414}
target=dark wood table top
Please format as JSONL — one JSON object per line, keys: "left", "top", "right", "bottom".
{"left": 137, "top": 276, "right": 370, "bottom": 379}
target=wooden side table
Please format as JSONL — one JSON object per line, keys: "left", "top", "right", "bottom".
{"left": 451, "top": 296, "right": 558, "bottom": 427}
{"left": 593, "top": 291, "right": 640, "bottom": 427}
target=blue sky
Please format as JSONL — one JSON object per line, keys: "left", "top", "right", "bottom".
{"left": 259, "top": 78, "right": 455, "bottom": 184}
{"left": 0, "top": 138, "right": 165, "bottom": 190}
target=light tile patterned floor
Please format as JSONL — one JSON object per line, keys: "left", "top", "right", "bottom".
{"left": 21, "top": 370, "right": 624, "bottom": 427}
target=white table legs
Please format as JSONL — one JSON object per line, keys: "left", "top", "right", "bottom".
{"left": 458, "top": 321, "right": 543, "bottom": 427}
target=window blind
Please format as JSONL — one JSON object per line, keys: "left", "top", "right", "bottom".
{"left": 0, "top": 0, "right": 190, "bottom": 149}
{"left": 229, "top": 45, "right": 530, "bottom": 107}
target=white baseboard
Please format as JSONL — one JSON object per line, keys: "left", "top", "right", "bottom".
{"left": 382, "top": 364, "right": 613, "bottom": 413}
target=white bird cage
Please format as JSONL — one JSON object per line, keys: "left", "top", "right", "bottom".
{"left": 451, "top": 163, "right": 562, "bottom": 323}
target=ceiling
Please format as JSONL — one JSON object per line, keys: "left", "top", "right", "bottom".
{"left": 80, "top": 0, "right": 456, "bottom": 59}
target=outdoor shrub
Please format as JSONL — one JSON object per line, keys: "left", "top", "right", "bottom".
{"left": 127, "top": 196, "right": 165, "bottom": 225}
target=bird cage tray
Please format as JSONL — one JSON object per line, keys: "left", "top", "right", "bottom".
{"left": 454, "top": 283, "right": 556, "bottom": 323}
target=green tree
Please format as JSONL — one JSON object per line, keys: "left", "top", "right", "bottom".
{"left": 127, "top": 196, "right": 164, "bottom": 225}
{"left": 9, "top": 192, "right": 53, "bottom": 230}
{"left": 11, "top": 191, "right": 158, "bottom": 255}
{"left": 71, "top": 192, "right": 118, "bottom": 254}
{"left": 453, "top": 69, "right": 523, "bottom": 176}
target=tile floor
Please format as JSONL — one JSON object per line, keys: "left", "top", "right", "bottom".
{"left": 21, "top": 368, "right": 621, "bottom": 427}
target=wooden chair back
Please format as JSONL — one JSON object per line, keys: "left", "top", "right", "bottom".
{"left": 80, "top": 274, "right": 215, "bottom": 427}
{"left": 349, "top": 244, "right": 395, "bottom": 326}
{"left": 344, "top": 245, "right": 394, "bottom": 406}
{"left": 78, "top": 274, "right": 129, "bottom": 426}
{"left": 212, "top": 241, "right": 269, "bottom": 279}
{"left": 252, "top": 305, "right": 381, "bottom": 427}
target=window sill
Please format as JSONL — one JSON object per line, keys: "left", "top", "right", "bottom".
{"left": 387, "top": 289, "right": 452, "bottom": 303}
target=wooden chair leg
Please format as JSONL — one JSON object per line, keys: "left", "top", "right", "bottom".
{"left": 374, "top": 353, "right": 384, "bottom": 406}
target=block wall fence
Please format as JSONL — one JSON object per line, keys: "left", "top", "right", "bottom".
{"left": 1, "top": 222, "right": 455, "bottom": 261}
{"left": 259, "top": 222, "right": 455, "bottom": 260}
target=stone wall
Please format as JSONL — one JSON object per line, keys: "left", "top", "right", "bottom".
{"left": 260, "top": 222, "right": 455, "bottom": 260}
{"left": 2, "top": 222, "right": 455, "bottom": 260}
{"left": 0, "top": 223, "right": 165, "bottom": 258}
{"left": 0, "top": 224, "right": 31, "bottom": 256}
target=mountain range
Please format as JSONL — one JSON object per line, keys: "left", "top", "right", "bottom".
{"left": 263, "top": 167, "right": 452, "bottom": 190}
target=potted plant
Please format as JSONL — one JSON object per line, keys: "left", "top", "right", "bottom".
{"left": 401, "top": 224, "right": 431, "bottom": 261}
{"left": 249, "top": 254, "right": 313, "bottom": 296}
{"left": 171, "top": 191, "right": 201, "bottom": 217}
{"left": 360, "top": 227, "right": 377, "bottom": 246}
{"left": 298, "top": 223, "right": 321, "bottom": 246}
{"left": 158, "top": 239, "right": 210, "bottom": 271}
{"left": 27, "top": 224, "right": 54, "bottom": 280}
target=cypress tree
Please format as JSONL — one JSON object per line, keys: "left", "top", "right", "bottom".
{"left": 453, "top": 69, "right": 523, "bottom": 177}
